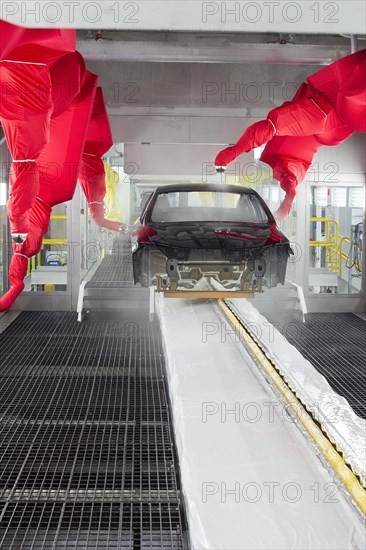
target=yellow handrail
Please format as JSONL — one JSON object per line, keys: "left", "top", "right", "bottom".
{"left": 42, "top": 239, "right": 68, "bottom": 245}
{"left": 309, "top": 217, "right": 339, "bottom": 272}
{"left": 309, "top": 241, "right": 337, "bottom": 247}
{"left": 309, "top": 217, "right": 362, "bottom": 279}
{"left": 339, "top": 236, "right": 350, "bottom": 277}
{"left": 339, "top": 235, "right": 362, "bottom": 277}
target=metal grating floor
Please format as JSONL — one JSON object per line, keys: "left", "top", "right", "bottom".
{"left": 86, "top": 240, "right": 134, "bottom": 289}
{"left": 284, "top": 313, "right": 366, "bottom": 419}
{"left": 86, "top": 256, "right": 134, "bottom": 289}
{"left": 0, "top": 312, "right": 188, "bottom": 549}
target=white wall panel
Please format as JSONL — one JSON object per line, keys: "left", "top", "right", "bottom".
{"left": 110, "top": 115, "right": 190, "bottom": 143}
{"left": 124, "top": 143, "right": 254, "bottom": 176}
{"left": 110, "top": 114, "right": 252, "bottom": 144}
{"left": 313, "top": 134, "right": 366, "bottom": 176}
{"left": 189, "top": 115, "right": 251, "bottom": 144}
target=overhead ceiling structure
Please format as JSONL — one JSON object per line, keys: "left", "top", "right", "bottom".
{"left": 2, "top": 0, "right": 365, "bottom": 34}
{"left": 81, "top": 30, "right": 365, "bottom": 177}
{"left": 78, "top": 32, "right": 352, "bottom": 65}
{"left": 4, "top": 1, "right": 364, "bottom": 179}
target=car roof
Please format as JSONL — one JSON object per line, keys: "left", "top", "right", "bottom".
{"left": 153, "top": 183, "right": 257, "bottom": 195}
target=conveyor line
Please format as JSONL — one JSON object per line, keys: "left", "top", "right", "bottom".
{"left": 156, "top": 293, "right": 365, "bottom": 549}
{"left": 218, "top": 298, "right": 366, "bottom": 515}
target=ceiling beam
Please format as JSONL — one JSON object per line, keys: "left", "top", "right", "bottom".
{"left": 78, "top": 40, "right": 350, "bottom": 65}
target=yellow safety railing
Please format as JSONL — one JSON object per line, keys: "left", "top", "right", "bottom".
{"left": 42, "top": 239, "right": 68, "bottom": 245}
{"left": 309, "top": 217, "right": 339, "bottom": 272}
{"left": 339, "top": 236, "right": 350, "bottom": 277}
{"left": 339, "top": 236, "right": 362, "bottom": 277}
{"left": 310, "top": 217, "right": 362, "bottom": 278}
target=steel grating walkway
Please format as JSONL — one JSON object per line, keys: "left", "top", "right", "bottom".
{"left": 86, "top": 240, "right": 134, "bottom": 289}
{"left": 284, "top": 313, "right": 366, "bottom": 419}
{"left": 82, "top": 238, "right": 147, "bottom": 322}
{"left": 0, "top": 311, "right": 188, "bottom": 549}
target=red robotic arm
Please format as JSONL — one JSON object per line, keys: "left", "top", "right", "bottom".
{"left": 215, "top": 50, "right": 366, "bottom": 219}
{"left": 0, "top": 19, "right": 84, "bottom": 242}
{"left": 0, "top": 198, "right": 51, "bottom": 311}
{"left": 0, "top": 70, "right": 98, "bottom": 312}
{"left": 79, "top": 153, "right": 125, "bottom": 232}
{"left": 79, "top": 87, "right": 127, "bottom": 233}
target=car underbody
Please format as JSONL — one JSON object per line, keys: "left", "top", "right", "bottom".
{"left": 133, "top": 241, "right": 291, "bottom": 292}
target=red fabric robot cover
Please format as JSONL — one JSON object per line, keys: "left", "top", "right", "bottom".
{"left": 0, "top": 21, "right": 98, "bottom": 310}
{"left": 0, "top": 71, "right": 98, "bottom": 312}
{"left": 79, "top": 87, "right": 125, "bottom": 232}
{"left": 0, "top": 19, "right": 83, "bottom": 116}
{"left": 84, "top": 87, "right": 113, "bottom": 157}
{"left": 0, "top": 198, "right": 51, "bottom": 312}
{"left": 0, "top": 61, "right": 54, "bottom": 235}
{"left": 0, "top": 19, "right": 76, "bottom": 60}
{"left": 37, "top": 70, "right": 98, "bottom": 206}
{"left": 0, "top": 19, "right": 85, "bottom": 237}
{"left": 214, "top": 49, "right": 366, "bottom": 218}
{"left": 307, "top": 48, "right": 366, "bottom": 131}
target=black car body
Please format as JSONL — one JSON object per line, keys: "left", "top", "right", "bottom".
{"left": 132, "top": 184, "right": 292, "bottom": 292}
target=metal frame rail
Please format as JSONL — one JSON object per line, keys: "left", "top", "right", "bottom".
{"left": 216, "top": 298, "right": 366, "bottom": 516}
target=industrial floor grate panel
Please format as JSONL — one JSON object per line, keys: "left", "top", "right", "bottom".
{"left": 284, "top": 313, "right": 366, "bottom": 419}
{"left": 0, "top": 376, "right": 169, "bottom": 423}
{"left": 1, "top": 502, "right": 184, "bottom": 549}
{"left": 0, "top": 312, "right": 188, "bottom": 549}
{"left": 86, "top": 254, "right": 134, "bottom": 289}
{"left": 0, "top": 424, "right": 177, "bottom": 498}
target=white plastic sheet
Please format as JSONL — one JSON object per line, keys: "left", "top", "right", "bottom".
{"left": 226, "top": 296, "right": 366, "bottom": 485}
{"left": 156, "top": 294, "right": 365, "bottom": 550}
